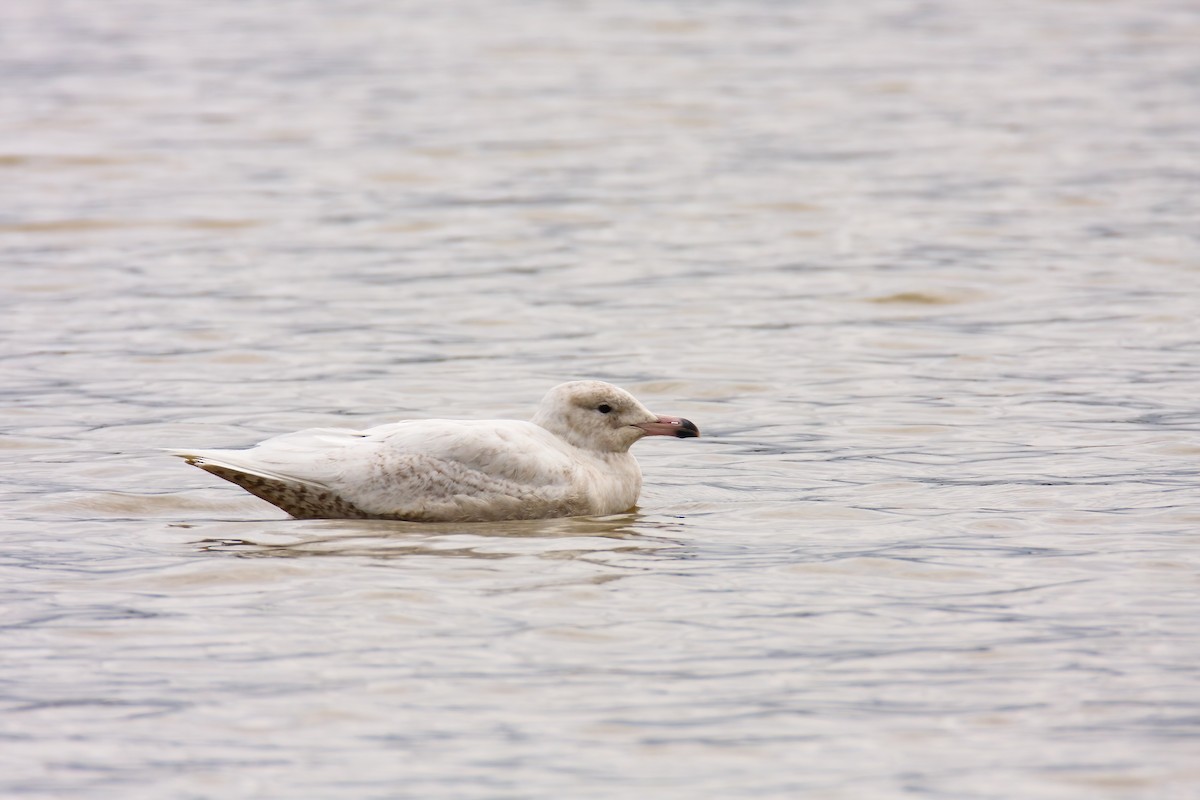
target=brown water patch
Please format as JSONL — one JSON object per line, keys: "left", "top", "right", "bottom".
{"left": 376, "top": 220, "right": 443, "bottom": 233}
{"left": 868, "top": 290, "right": 983, "bottom": 305}
{"left": 0, "top": 154, "right": 144, "bottom": 168}
{"left": 177, "top": 219, "right": 262, "bottom": 230}
{"left": 44, "top": 491, "right": 266, "bottom": 516}
{"left": 0, "top": 220, "right": 138, "bottom": 233}
{"left": 752, "top": 202, "right": 824, "bottom": 213}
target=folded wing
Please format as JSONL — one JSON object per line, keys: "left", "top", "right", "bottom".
{"left": 174, "top": 420, "right": 583, "bottom": 520}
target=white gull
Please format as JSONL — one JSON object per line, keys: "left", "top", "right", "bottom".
{"left": 173, "top": 380, "right": 699, "bottom": 521}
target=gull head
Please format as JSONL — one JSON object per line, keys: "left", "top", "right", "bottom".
{"left": 532, "top": 380, "right": 699, "bottom": 454}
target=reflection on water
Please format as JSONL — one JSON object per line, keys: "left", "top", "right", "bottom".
{"left": 3, "top": 0, "right": 1199, "bottom": 797}
{"left": 190, "top": 513, "right": 680, "bottom": 560}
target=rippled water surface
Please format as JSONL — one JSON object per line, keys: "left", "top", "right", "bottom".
{"left": 3, "top": 1, "right": 1199, "bottom": 797}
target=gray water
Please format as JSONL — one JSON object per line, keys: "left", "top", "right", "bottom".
{"left": 3, "top": 1, "right": 1199, "bottom": 797}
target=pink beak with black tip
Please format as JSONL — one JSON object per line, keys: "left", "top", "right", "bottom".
{"left": 634, "top": 415, "right": 700, "bottom": 438}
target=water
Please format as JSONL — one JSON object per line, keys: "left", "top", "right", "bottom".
{"left": 2, "top": 0, "right": 1199, "bottom": 797}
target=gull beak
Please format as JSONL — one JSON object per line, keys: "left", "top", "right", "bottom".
{"left": 634, "top": 415, "right": 700, "bottom": 439}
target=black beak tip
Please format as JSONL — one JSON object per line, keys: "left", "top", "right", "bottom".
{"left": 675, "top": 418, "right": 700, "bottom": 438}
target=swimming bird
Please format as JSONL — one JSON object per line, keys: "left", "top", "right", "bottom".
{"left": 173, "top": 380, "right": 699, "bottom": 521}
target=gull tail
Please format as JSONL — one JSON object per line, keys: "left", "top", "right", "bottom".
{"left": 170, "top": 449, "right": 368, "bottom": 519}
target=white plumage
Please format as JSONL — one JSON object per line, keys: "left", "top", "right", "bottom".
{"left": 173, "top": 381, "right": 699, "bottom": 521}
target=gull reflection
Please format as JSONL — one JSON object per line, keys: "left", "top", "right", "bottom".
{"left": 192, "top": 512, "right": 685, "bottom": 561}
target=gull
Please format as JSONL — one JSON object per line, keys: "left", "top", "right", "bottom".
{"left": 173, "top": 380, "right": 699, "bottom": 521}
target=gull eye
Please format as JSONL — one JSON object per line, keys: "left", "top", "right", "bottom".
{"left": 597, "top": 403, "right": 613, "bottom": 414}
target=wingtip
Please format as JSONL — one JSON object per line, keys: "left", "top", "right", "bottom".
{"left": 167, "top": 449, "right": 204, "bottom": 466}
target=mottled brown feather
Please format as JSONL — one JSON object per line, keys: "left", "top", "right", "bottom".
{"left": 195, "top": 462, "right": 372, "bottom": 519}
